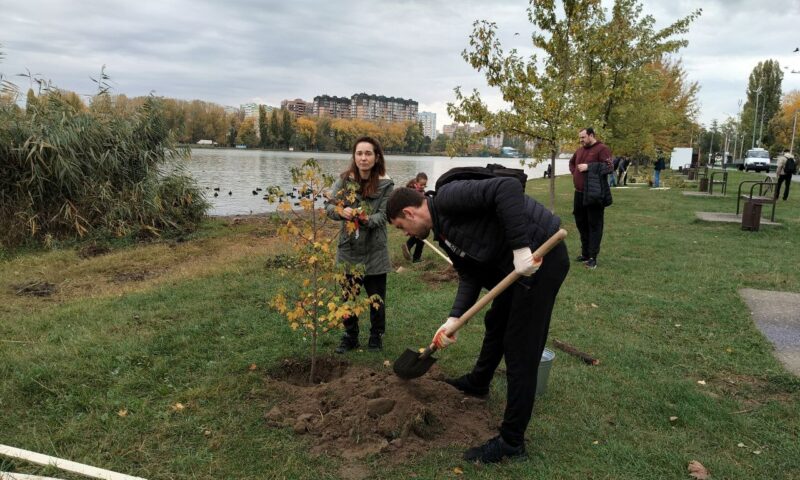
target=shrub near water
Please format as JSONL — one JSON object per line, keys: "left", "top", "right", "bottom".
{"left": 0, "top": 90, "right": 208, "bottom": 247}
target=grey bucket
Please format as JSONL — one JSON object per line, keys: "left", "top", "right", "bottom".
{"left": 536, "top": 348, "right": 555, "bottom": 396}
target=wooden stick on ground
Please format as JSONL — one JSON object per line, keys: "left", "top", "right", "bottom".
{"left": 553, "top": 339, "right": 600, "bottom": 365}
{"left": 0, "top": 445, "right": 146, "bottom": 480}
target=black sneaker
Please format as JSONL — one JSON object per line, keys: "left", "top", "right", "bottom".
{"left": 463, "top": 435, "right": 526, "bottom": 463}
{"left": 584, "top": 258, "right": 597, "bottom": 269}
{"left": 335, "top": 335, "right": 359, "bottom": 354}
{"left": 575, "top": 254, "right": 589, "bottom": 262}
{"left": 367, "top": 334, "right": 383, "bottom": 351}
{"left": 444, "top": 375, "right": 489, "bottom": 397}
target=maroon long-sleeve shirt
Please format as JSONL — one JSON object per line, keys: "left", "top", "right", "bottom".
{"left": 569, "top": 141, "right": 613, "bottom": 192}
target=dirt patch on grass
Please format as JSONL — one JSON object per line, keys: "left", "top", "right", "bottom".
{"left": 0, "top": 222, "right": 292, "bottom": 314}
{"left": 420, "top": 266, "right": 458, "bottom": 284}
{"left": 12, "top": 280, "right": 57, "bottom": 297}
{"left": 264, "top": 357, "right": 497, "bottom": 463}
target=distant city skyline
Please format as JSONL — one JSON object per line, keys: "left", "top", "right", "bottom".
{"left": 3, "top": 0, "right": 800, "bottom": 133}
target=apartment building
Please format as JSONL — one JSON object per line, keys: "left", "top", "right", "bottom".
{"left": 311, "top": 95, "right": 352, "bottom": 119}
{"left": 281, "top": 98, "right": 309, "bottom": 117}
{"left": 351, "top": 93, "right": 418, "bottom": 123}
{"left": 418, "top": 111, "right": 437, "bottom": 139}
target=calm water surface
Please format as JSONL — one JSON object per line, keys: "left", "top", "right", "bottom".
{"left": 181, "top": 149, "right": 570, "bottom": 216}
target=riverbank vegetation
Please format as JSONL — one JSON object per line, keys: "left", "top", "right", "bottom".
{"left": 0, "top": 63, "right": 208, "bottom": 249}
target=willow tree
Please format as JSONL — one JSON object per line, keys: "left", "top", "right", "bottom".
{"left": 449, "top": 0, "right": 601, "bottom": 210}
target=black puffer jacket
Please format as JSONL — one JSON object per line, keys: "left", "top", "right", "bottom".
{"left": 584, "top": 162, "right": 613, "bottom": 207}
{"left": 429, "top": 177, "right": 561, "bottom": 318}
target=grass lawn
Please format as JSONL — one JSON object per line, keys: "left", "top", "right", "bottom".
{"left": 1, "top": 169, "right": 798, "bottom": 479}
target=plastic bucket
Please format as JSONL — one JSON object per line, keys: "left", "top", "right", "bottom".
{"left": 536, "top": 348, "right": 555, "bottom": 396}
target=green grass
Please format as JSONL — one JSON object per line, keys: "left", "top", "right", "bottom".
{"left": 1, "top": 169, "right": 799, "bottom": 479}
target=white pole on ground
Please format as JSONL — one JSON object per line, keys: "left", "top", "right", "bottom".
{"left": 0, "top": 445, "right": 146, "bottom": 480}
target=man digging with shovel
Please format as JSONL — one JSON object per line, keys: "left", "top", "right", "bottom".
{"left": 386, "top": 177, "right": 570, "bottom": 463}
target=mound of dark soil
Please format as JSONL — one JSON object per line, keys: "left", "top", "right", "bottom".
{"left": 264, "top": 357, "right": 497, "bottom": 462}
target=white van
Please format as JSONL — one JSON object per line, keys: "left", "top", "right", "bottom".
{"left": 743, "top": 148, "right": 770, "bottom": 172}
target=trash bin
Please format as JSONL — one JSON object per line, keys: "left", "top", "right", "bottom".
{"left": 741, "top": 200, "right": 762, "bottom": 231}
{"left": 536, "top": 348, "right": 555, "bottom": 396}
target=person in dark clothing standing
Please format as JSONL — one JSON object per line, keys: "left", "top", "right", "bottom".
{"left": 653, "top": 150, "right": 666, "bottom": 188}
{"left": 569, "top": 127, "right": 613, "bottom": 269}
{"left": 401, "top": 172, "right": 428, "bottom": 262}
{"left": 386, "top": 179, "right": 570, "bottom": 464}
{"left": 775, "top": 151, "right": 795, "bottom": 201}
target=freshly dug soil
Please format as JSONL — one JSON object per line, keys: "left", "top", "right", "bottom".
{"left": 264, "top": 357, "right": 498, "bottom": 462}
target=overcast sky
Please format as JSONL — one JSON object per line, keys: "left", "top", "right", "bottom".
{"left": 3, "top": 0, "right": 800, "bottom": 133}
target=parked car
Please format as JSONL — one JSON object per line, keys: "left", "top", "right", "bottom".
{"left": 743, "top": 148, "right": 770, "bottom": 172}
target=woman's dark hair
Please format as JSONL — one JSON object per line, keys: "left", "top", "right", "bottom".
{"left": 343, "top": 136, "right": 386, "bottom": 198}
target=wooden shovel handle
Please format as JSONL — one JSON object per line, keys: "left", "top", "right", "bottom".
{"left": 419, "top": 228, "right": 567, "bottom": 359}
{"left": 422, "top": 238, "right": 453, "bottom": 265}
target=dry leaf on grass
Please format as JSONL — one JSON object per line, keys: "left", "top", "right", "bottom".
{"left": 669, "top": 416, "right": 678, "bottom": 422}
{"left": 248, "top": 363, "right": 258, "bottom": 371}
{"left": 171, "top": 402, "right": 186, "bottom": 412}
{"left": 688, "top": 460, "right": 709, "bottom": 479}
{"left": 117, "top": 409, "right": 128, "bottom": 417}
{"left": 383, "top": 360, "right": 391, "bottom": 367}
{"left": 453, "top": 466, "right": 464, "bottom": 475}
{"left": 697, "top": 380, "right": 706, "bottom": 385}
{"left": 591, "top": 303, "right": 598, "bottom": 308}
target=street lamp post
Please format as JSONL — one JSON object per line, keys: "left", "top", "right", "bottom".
{"left": 752, "top": 87, "right": 762, "bottom": 148}
{"left": 708, "top": 128, "right": 715, "bottom": 166}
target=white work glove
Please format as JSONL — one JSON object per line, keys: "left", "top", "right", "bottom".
{"left": 432, "top": 317, "right": 460, "bottom": 349}
{"left": 513, "top": 247, "right": 542, "bottom": 276}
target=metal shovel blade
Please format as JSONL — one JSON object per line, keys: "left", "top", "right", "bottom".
{"left": 393, "top": 348, "right": 437, "bottom": 380}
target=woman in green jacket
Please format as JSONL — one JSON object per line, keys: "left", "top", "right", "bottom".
{"left": 325, "top": 136, "right": 394, "bottom": 353}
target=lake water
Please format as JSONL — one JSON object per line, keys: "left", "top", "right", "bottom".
{"left": 181, "top": 148, "right": 570, "bottom": 216}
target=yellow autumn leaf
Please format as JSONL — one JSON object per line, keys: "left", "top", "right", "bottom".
{"left": 453, "top": 466, "right": 464, "bottom": 475}
{"left": 117, "top": 408, "right": 128, "bottom": 417}
{"left": 172, "top": 402, "right": 185, "bottom": 412}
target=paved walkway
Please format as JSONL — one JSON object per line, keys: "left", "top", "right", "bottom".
{"left": 683, "top": 191, "right": 726, "bottom": 197}
{"left": 695, "top": 212, "right": 781, "bottom": 226}
{"left": 739, "top": 288, "right": 800, "bottom": 376}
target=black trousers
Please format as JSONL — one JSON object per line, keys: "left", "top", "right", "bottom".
{"left": 573, "top": 191, "right": 606, "bottom": 259}
{"left": 775, "top": 174, "right": 792, "bottom": 200}
{"left": 342, "top": 273, "right": 387, "bottom": 338}
{"left": 406, "top": 236, "right": 425, "bottom": 261}
{"left": 463, "top": 242, "right": 570, "bottom": 446}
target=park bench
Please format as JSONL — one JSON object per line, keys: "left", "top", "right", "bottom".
{"left": 736, "top": 179, "right": 777, "bottom": 230}
{"left": 708, "top": 170, "right": 728, "bottom": 195}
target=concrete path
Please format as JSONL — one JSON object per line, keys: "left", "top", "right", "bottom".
{"left": 682, "top": 191, "right": 726, "bottom": 197}
{"left": 739, "top": 288, "right": 800, "bottom": 376}
{"left": 695, "top": 212, "right": 781, "bottom": 226}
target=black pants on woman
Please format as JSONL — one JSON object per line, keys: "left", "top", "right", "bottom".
{"left": 342, "top": 273, "right": 387, "bottom": 339}
{"left": 573, "top": 191, "right": 606, "bottom": 260}
{"left": 461, "top": 242, "right": 570, "bottom": 446}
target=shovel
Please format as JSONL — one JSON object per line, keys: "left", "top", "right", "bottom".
{"left": 422, "top": 238, "right": 453, "bottom": 265}
{"left": 393, "top": 228, "right": 567, "bottom": 380}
